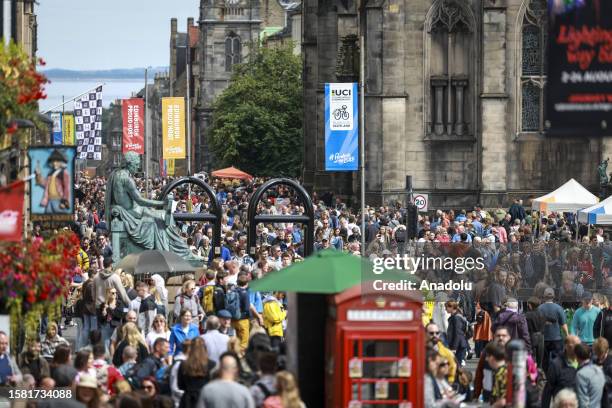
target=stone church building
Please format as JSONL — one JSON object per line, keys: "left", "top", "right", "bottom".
{"left": 302, "top": 0, "right": 612, "bottom": 208}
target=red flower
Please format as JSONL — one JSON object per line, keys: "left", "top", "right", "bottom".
{"left": 6, "top": 123, "right": 17, "bottom": 134}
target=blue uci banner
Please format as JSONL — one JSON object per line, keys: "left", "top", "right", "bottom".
{"left": 50, "top": 112, "right": 63, "bottom": 145}
{"left": 325, "top": 83, "right": 358, "bottom": 171}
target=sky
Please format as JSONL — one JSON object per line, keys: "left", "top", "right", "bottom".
{"left": 37, "top": 1, "right": 198, "bottom": 70}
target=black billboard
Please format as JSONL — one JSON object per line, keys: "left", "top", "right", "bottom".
{"left": 546, "top": 0, "right": 612, "bottom": 136}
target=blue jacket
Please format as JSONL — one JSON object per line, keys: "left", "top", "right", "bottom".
{"left": 169, "top": 323, "right": 199, "bottom": 355}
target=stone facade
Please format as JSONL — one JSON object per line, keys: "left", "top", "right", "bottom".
{"left": 302, "top": 0, "right": 612, "bottom": 209}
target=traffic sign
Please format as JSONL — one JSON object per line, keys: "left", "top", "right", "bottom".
{"left": 413, "top": 194, "right": 428, "bottom": 212}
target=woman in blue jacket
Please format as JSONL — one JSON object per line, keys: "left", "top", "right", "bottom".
{"left": 169, "top": 309, "right": 200, "bottom": 356}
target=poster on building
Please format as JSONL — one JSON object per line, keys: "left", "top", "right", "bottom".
{"left": 74, "top": 85, "right": 103, "bottom": 160}
{"left": 546, "top": 0, "right": 612, "bottom": 136}
{"left": 28, "top": 146, "right": 76, "bottom": 223}
{"left": 63, "top": 114, "right": 75, "bottom": 145}
{"left": 162, "top": 97, "right": 186, "bottom": 159}
{"left": 325, "top": 83, "right": 358, "bottom": 171}
{"left": 0, "top": 180, "right": 25, "bottom": 241}
{"left": 50, "top": 112, "right": 62, "bottom": 145}
{"left": 122, "top": 98, "right": 145, "bottom": 154}
{"left": 166, "top": 159, "right": 175, "bottom": 176}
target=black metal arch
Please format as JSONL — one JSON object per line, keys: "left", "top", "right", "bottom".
{"left": 160, "top": 176, "right": 223, "bottom": 257}
{"left": 246, "top": 178, "right": 314, "bottom": 258}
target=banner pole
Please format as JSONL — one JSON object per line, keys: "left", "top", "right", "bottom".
{"left": 40, "top": 83, "right": 106, "bottom": 114}
{"left": 360, "top": 35, "right": 366, "bottom": 256}
{"left": 186, "top": 30, "right": 192, "bottom": 203}
{"left": 144, "top": 68, "right": 150, "bottom": 196}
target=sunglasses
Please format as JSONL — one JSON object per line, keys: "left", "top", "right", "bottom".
{"left": 439, "top": 362, "right": 449, "bottom": 368}
{"left": 428, "top": 331, "right": 440, "bottom": 336}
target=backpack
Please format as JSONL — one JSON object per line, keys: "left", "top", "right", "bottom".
{"left": 460, "top": 315, "right": 473, "bottom": 339}
{"left": 226, "top": 288, "right": 242, "bottom": 320}
{"left": 123, "top": 363, "right": 141, "bottom": 390}
{"left": 395, "top": 228, "right": 407, "bottom": 242}
{"left": 202, "top": 285, "right": 215, "bottom": 315}
{"left": 155, "top": 363, "right": 174, "bottom": 395}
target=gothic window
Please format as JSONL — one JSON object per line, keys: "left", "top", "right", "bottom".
{"left": 225, "top": 33, "right": 241, "bottom": 72}
{"left": 425, "top": 0, "right": 475, "bottom": 138}
{"left": 520, "top": 0, "right": 547, "bottom": 132}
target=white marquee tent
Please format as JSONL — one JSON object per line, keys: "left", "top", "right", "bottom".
{"left": 531, "top": 178, "right": 599, "bottom": 212}
{"left": 578, "top": 194, "right": 612, "bottom": 225}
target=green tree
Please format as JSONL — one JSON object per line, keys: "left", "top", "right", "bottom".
{"left": 210, "top": 44, "right": 303, "bottom": 177}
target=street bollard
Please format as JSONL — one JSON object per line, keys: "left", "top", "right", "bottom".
{"left": 506, "top": 339, "right": 527, "bottom": 408}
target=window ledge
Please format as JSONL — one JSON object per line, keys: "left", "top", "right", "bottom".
{"left": 424, "top": 134, "right": 476, "bottom": 142}
{"left": 514, "top": 131, "right": 546, "bottom": 141}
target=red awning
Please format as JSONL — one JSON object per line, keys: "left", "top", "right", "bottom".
{"left": 211, "top": 166, "right": 254, "bottom": 181}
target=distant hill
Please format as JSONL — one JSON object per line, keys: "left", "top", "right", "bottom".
{"left": 42, "top": 67, "right": 168, "bottom": 79}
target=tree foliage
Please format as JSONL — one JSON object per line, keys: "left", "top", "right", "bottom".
{"left": 210, "top": 44, "right": 303, "bottom": 177}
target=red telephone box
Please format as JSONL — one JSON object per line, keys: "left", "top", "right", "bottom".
{"left": 325, "top": 285, "right": 424, "bottom": 408}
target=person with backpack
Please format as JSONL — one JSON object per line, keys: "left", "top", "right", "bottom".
{"left": 212, "top": 271, "right": 229, "bottom": 314}
{"left": 445, "top": 301, "right": 469, "bottom": 367}
{"left": 226, "top": 272, "right": 252, "bottom": 350}
{"left": 492, "top": 298, "right": 532, "bottom": 354}
{"left": 250, "top": 352, "right": 278, "bottom": 408}
{"left": 173, "top": 280, "right": 205, "bottom": 324}
{"left": 135, "top": 338, "right": 169, "bottom": 387}
{"left": 263, "top": 293, "right": 286, "bottom": 352}
{"left": 200, "top": 270, "right": 218, "bottom": 316}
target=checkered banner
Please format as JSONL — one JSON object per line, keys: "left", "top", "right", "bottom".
{"left": 74, "top": 85, "right": 103, "bottom": 160}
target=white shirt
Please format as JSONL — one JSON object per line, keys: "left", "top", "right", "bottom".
{"left": 146, "top": 330, "right": 170, "bottom": 350}
{"left": 201, "top": 330, "right": 229, "bottom": 364}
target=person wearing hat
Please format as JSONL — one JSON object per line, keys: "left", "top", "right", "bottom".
{"left": 572, "top": 291, "right": 601, "bottom": 346}
{"left": 217, "top": 310, "right": 236, "bottom": 337}
{"left": 538, "top": 287, "right": 569, "bottom": 372}
{"left": 75, "top": 374, "right": 103, "bottom": 407}
{"left": 34, "top": 149, "right": 71, "bottom": 214}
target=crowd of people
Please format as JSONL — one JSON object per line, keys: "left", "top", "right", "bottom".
{"left": 12, "top": 172, "right": 612, "bottom": 407}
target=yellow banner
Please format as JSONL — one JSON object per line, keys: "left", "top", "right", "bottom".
{"left": 166, "top": 159, "right": 175, "bottom": 176}
{"left": 62, "top": 114, "right": 75, "bottom": 145}
{"left": 162, "top": 97, "right": 186, "bottom": 159}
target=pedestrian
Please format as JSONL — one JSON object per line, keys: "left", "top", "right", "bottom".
{"left": 110, "top": 310, "right": 138, "bottom": 357}
{"left": 74, "top": 350, "right": 96, "bottom": 383}
{"left": 136, "top": 337, "right": 170, "bottom": 384}
{"left": 41, "top": 322, "right": 70, "bottom": 361}
{"left": 572, "top": 291, "right": 601, "bottom": 346}
{"left": 217, "top": 309, "right": 236, "bottom": 337}
{"left": 169, "top": 309, "right": 200, "bottom": 356}
{"left": 201, "top": 316, "right": 229, "bottom": 365}
{"left": 230, "top": 273, "right": 253, "bottom": 350}
{"left": 17, "top": 339, "right": 49, "bottom": 386}
{"left": 542, "top": 335, "right": 581, "bottom": 408}
{"left": 552, "top": 389, "right": 579, "bottom": 408}
{"left": 263, "top": 292, "right": 286, "bottom": 351}
{"left": 249, "top": 352, "right": 278, "bottom": 407}
{"left": 262, "top": 371, "right": 305, "bottom": 408}
{"left": 146, "top": 314, "right": 171, "bottom": 351}
{"left": 149, "top": 274, "right": 169, "bottom": 317}
{"left": 575, "top": 343, "right": 604, "bottom": 408}
{"left": 173, "top": 280, "right": 205, "bottom": 323}
{"left": 473, "top": 302, "right": 492, "bottom": 358}
{"left": 485, "top": 342, "right": 508, "bottom": 408}
{"left": 197, "top": 352, "right": 255, "bottom": 408}
{"left": 492, "top": 298, "right": 532, "bottom": 353}
{"left": 130, "top": 281, "right": 159, "bottom": 337}
{"left": 593, "top": 295, "right": 612, "bottom": 345}
{"left": 98, "top": 286, "right": 125, "bottom": 351}
{"left": 112, "top": 322, "right": 149, "bottom": 368}
{"left": 538, "top": 287, "right": 569, "bottom": 371}
{"left": 426, "top": 322, "right": 457, "bottom": 384}
{"left": 74, "top": 374, "right": 103, "bottom": 408}
{"left": 177, "top": 337, "right": 216, "bottom": 408}
{"left": 49, "top": 345, "right": 77, "bottom": 387}
{"left": 445, "top": 301, "right": 469, "bottom": 366}
{"left": 474, "top": 325, "right": 511, "bottom": 403}
{"left": 171, "top": 339, "right": 192, "bottom": 407}
{"left": 94, "top": 257, "right": 130, "bottom": 308}
{"left": 524, "top": 296, "right": 546, "bottom": 368}
{"left": 0, "top": 332, "right": 22, "bottom": 386}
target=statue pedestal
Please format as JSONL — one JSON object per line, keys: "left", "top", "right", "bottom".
{"left": 111, "top": 218, "right": 145, "bottom": 264}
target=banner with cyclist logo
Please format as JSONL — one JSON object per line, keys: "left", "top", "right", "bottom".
{"left": 325, "top": 82, "right": 358, "bottom": 171}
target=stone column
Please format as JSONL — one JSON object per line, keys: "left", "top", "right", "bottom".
{"left": 453, "top": 77, "right": 468, "bottom": 136}
{"left": 431, "top": 77, "right": 446, "bottom": 136}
